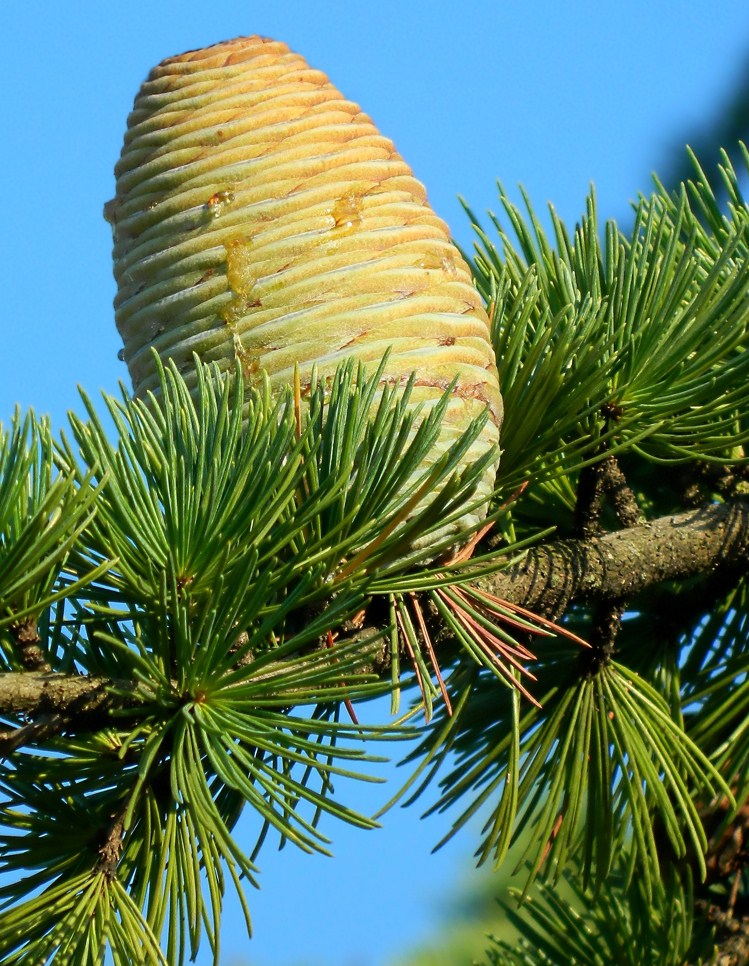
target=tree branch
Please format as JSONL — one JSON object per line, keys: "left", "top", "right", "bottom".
{"left": 0, "top": 672, "right": 138, "bottom": 754}
{"left": 1, "top": 499, "right": 748, "bottom": 735}
{"left": 10, "top": 618, "right": 52, "bottom": 673}
{"left": 478, "top": 497, "right": 749, "bottom": 618}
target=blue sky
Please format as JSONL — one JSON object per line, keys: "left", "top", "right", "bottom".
{"left": 2, "top": 3, "right": 749, "bottom": 964}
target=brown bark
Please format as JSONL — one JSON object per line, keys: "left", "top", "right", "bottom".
{"left": 0, "top": 672, "right": 135, "bottom": 754}
{"left": 0, "top": 671, "right": 116, "bottom": 717}
{"left": 478, "top": 498, "right": 749, "bottom": 619}
{"left": 10, "top": 617, "right": 52, "bottom": 672}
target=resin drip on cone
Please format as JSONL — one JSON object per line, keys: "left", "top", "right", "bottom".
{"left": 106, "top": 36, "right": 502, "bottom": 545}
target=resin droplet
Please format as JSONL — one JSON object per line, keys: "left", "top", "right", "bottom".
{"left": 331, "top": 191, "right": 363, "bottom": 233}
{"left": 206, "top": 190, "right": 235, "bottom": 219}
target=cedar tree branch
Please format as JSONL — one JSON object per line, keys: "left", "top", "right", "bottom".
{"left": 1, "top": 498, "right": 748, "bottom": 734}
{"left": 477, "top": 497, "right": 749, "bottom": 618}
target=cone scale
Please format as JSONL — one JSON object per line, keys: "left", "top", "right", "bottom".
{"left": 107, "top": 36, "right": 502, "bottom": 540}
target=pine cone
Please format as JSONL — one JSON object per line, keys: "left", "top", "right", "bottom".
{"left": 106, "top": 36, "right": 502, "bottom": 539}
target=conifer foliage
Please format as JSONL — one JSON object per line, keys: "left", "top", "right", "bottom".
{"left": 2, "top": 145, "right": 749, "bottom": 963}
